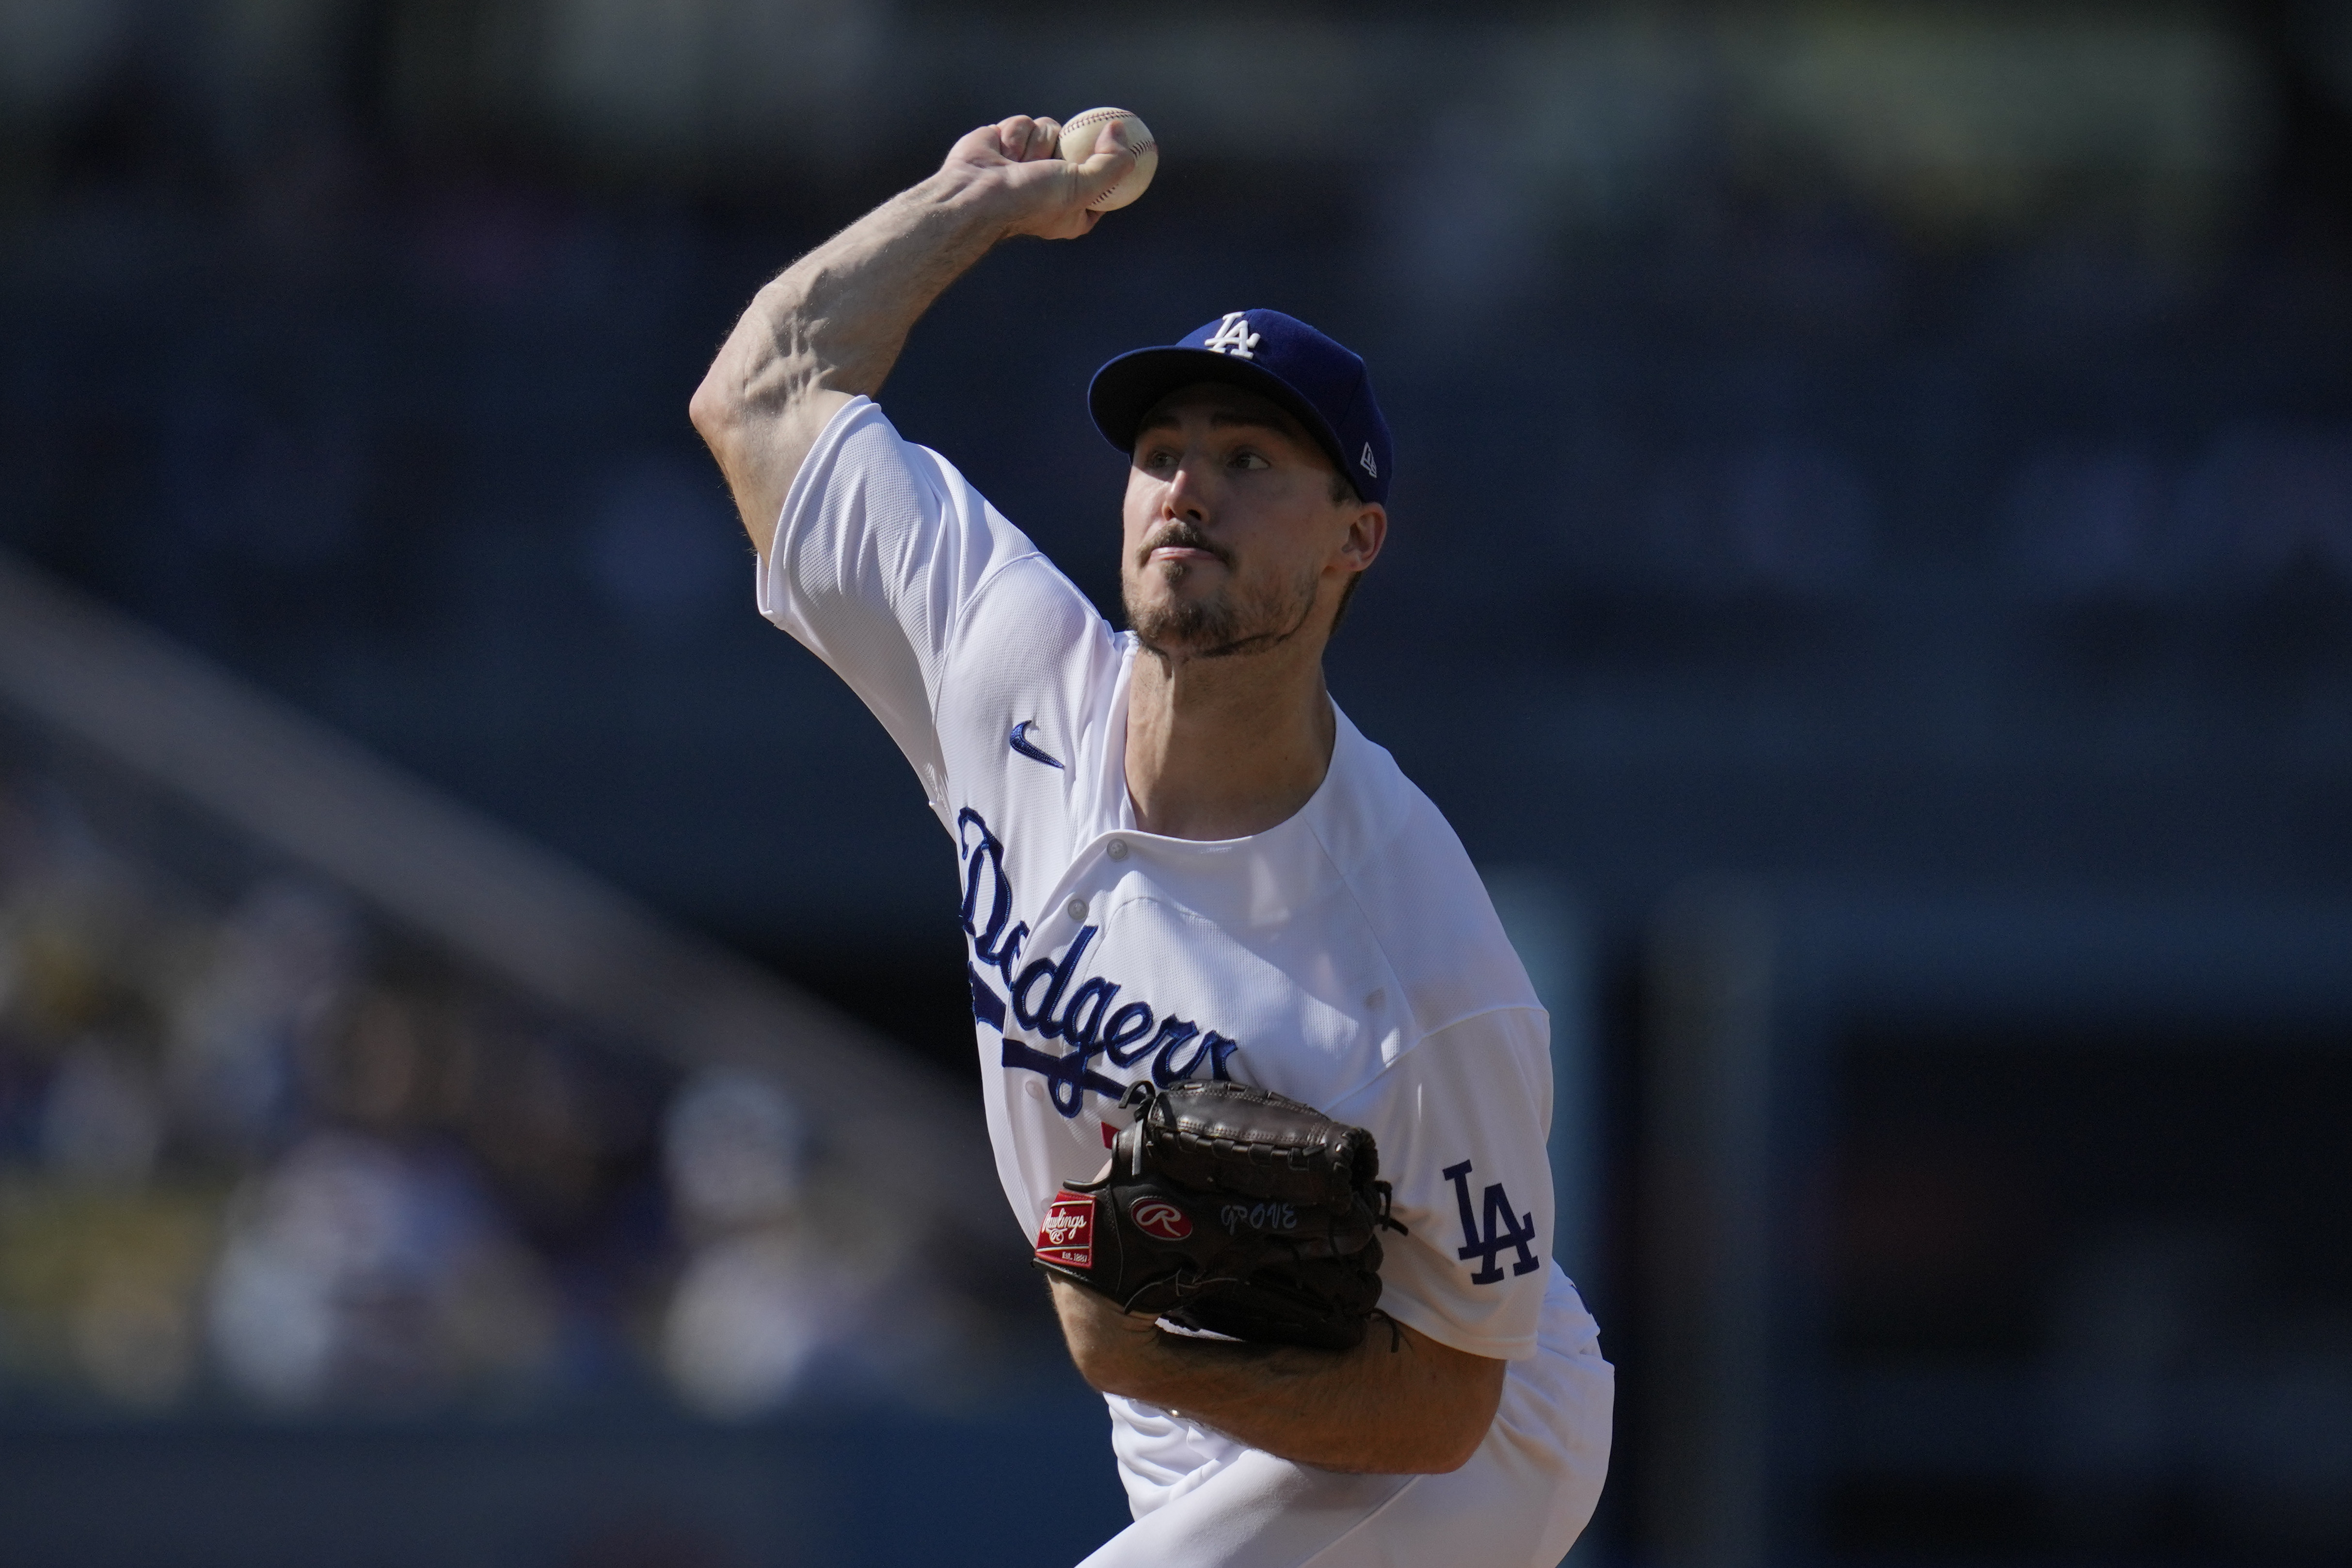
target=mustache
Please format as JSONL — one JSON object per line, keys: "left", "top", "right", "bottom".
{"left": 1136, "top": 523, "right": 1232, "bottom": 570}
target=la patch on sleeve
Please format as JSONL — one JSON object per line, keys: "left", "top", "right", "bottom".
{"left": 1443, "top": 1160, "right": 1542, "bottom": 1284}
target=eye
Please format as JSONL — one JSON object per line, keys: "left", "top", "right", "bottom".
{"left": 1228, "top": 449, "right": 1271, "bottom": 472}
{"left": 1140, "top": 446, "right": 1177, "bottom": 472}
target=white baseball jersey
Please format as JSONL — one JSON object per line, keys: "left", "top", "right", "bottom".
{"left": 760, "top": 397, "right": 1608, "bottom": 1550}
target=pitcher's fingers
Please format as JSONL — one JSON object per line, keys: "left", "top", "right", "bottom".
{"left": 1073, "top": 117, "right": 1137, "bottom": 198}
{"left": 993, "top": 115, "right": 1043, "bottom": 158}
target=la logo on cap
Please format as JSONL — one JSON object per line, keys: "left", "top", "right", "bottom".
{"left": 1203, "top": 312, "right": 1259, "bottom": 359}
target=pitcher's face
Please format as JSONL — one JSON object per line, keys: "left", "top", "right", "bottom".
{"left": 1120, "top": 383, "right": 1383, "bottom": 661}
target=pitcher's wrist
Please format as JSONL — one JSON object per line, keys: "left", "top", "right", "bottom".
{"left": 914, "top": 165, "right": 1029, "bottom": 243}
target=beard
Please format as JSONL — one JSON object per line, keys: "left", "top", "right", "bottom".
{"left": 1124, "top": 530, "right": 1322, "bottom": 661}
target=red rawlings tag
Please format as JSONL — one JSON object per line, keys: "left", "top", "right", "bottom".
{"left": 1130, "top": 1197, "right": 1192, "bottom": 1241}
{"left": 1035, "top": 1192, "right": 1095, "bottom": 1268}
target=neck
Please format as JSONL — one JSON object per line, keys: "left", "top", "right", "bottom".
{"left": 1124, "top": 635, "right": 1337, "bottom": 840}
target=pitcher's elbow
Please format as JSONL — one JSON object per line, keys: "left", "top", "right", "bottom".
{"left": 687, "top": 374, "right": 734, "bottom": 446}
{"left": 1341, "top": 1419, "right": 1486, "bottom": 1476}
{"left": 1418, "top": 1380, "right": 1503, "bottom": 1473}
{"left": 1428, "top": 1423, "right": 1487, "bottom": 1473}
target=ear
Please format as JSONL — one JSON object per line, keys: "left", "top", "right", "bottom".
{"left": 1339, "top": 501, "right": 1387, "bottom": 575}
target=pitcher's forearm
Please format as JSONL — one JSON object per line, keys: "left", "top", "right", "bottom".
{"left": 689, "top": 175, "right": 1009, "bottom": 544}
{"left": 1049, "top": 1277, "right": 1505, "bottom": 1474}
{"left": 1141, "top": 1331, "right": 1499, "bottom": 1474}
{"left": 715, "top": 169, "right": 1013, "bottom": 419}
{"left": 690, "top": 114, "right": 1132, "bottom": 552}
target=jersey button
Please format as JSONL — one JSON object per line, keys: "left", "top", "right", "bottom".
{"left": 1106, "top": 839, "right": 1129, "bottom": 862}
{"left": 1066, "top": 896, "right": 1089, "bottom": 921}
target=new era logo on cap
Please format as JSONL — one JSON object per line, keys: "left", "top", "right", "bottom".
{"left": 1087, "top": 309, "right": 1395, "bottom": 506}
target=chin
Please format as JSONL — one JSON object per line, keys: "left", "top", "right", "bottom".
{"left": 1130, "top": 599, "right": 1245, "bottom": 656}
{"left": 1126, "top": 579, "right": 1202, "bottom": 628}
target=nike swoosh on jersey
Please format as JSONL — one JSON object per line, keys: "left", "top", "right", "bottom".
{"left": 1009, "top": 720, "right": 1065, "bottom": 770}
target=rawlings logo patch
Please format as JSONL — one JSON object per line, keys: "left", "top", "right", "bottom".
{"left": 1130, "top": 1197, "right": 1192, "bottom": 1241}
{"left": 1035, "top": 1192, "right": 1095, "bottom": 1268}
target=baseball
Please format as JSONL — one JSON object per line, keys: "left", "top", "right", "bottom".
{"left": 1059, "top": 108, "right": 1158, "bottom": 212}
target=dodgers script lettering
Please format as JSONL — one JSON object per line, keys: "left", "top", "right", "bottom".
{"left": 958, "top": 808, "right": 1241, "bottom": 1118}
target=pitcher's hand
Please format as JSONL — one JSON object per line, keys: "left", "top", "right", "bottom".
{"left": 936, "top": 114, "right": 1139, "bottom": 242}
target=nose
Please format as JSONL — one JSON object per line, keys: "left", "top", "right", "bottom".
{"left": 1160, "top": 454, "right": 1210, "bottom": 522}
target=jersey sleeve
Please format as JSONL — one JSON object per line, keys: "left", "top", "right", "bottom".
{"left": 756, "top": 396, "right": 1044, "bottom": 804}
{"left": 1327, "top": 1008, "right": 1555, "bottom": 1362}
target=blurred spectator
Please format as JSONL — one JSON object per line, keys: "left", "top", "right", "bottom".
{"left": 207, "top": 1129, "right": 554, "bottom": 1409}
{"left": 41, "top": 1040, "right": 163, "bottom": 1184}
{"left": 2007, "top": 425, "right": 2352, "bottom": 598}
{"left": 663, "top": 1066, "right": 805, "bottom": 1237}
{"left": 658, "top": 1064, "right": 908, "bottom": 1418}
{"left": 168, "top": 881, "right": 357, "bottom": 1156}
{"left": 0, "top": 756, "right": 992, "bottom": 1419}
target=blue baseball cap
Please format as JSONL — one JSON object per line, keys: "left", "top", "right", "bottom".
{"left": 1088, "top": 309, "right": 1393, "bottom": 506}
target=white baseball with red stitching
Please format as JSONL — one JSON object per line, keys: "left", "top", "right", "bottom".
{"left": 1059, "top": 107, "right": 1158, "bottom": 211}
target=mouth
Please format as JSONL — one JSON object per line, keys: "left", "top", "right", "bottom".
{"left": 1137, "top": 527, "right": 1230, "bottom": 572}
{"left": 1148, "top": 545, "right": 1223, "bottom": 567}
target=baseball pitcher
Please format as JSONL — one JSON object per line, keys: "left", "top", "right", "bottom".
{"left": 690, "top": 113, "right": 1612, "bottom": 1568}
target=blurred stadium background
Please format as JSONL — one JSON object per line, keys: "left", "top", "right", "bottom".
{"left": 1, "top": 1, "right": 2350, "bottom": 1564}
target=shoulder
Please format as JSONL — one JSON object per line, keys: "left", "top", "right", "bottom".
{"left": 798, "top": 400, "right": 1121, "bottom": 726}
{"left": 786, "top": 395, "right": 907, "bottom": 499}
{"left": 1303, "top": 712, "right": 1541, "bottom": 1045}
{"left": 928, "top": 542, "right": 1124, "bottom": 818}
{"left": 783, "top": 396, "right": 996, "bottom": 533}
{"left": 934, "top": 539, "right": 1119, "bottom": 714}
